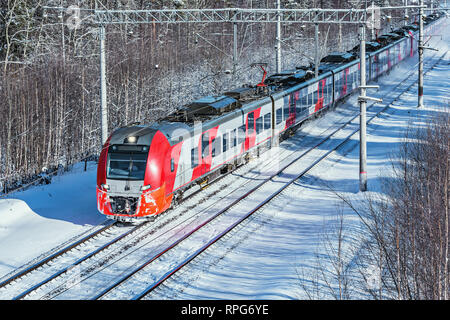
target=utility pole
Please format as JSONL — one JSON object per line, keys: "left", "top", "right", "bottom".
{"left": 418, "top": 0, "right": 424, "bottom": 108}
{"left": 42, "top": 5, "right": 424, "bottom": 149}
{"left": 359, "top": 24, "right": 367, "bottom": 192}
{"left": 371, "top": 1, "right": 375, "bottom": 40}
{"left": 315, "top": 23, "right": 319, "bottom": 78}
{"left": 233, "top": 18, "right": 238, "bottom": 79}
{"left": 405, "top": 0, "right": 409, "bottom": 26}
{"left": 358, "top": 23, "right": 382, "bottom": 192}
{"left": 99, "top": 25, "right": 108, "bottom": 145}
{"left": 276, "top": 0, "right": 282, "bottom": 73}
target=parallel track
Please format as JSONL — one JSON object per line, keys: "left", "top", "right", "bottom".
{"left": 1, "top": 50, "right": 444, "bottom": 300}
{"left": 97, "top": 52, "right": 447, "bottom": 300}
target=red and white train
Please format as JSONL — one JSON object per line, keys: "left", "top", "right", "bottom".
{"left": 97, "top": 13, "right": 446, "bottom": 221}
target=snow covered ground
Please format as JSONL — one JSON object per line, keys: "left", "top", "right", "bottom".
{"left": 153, "top": 54, "right": 450, "bottom": 300}
{"left": 0, "top": 19, "right": 448, "bottom": 299}
{"left": 0, "top": 163, "right": 106, "bottom": 279}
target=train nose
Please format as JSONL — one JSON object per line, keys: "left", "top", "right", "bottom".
{"left": 97, "top": 184, "right": 171, "bottom": 218}
{"left": 137, "top": 183, "right": 173, "bottom": 217}
{"left": 139, "top": 190, "right": 160, "bottom": 216}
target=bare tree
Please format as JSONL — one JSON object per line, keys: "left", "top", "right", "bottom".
{"left": 335, "top": 109, "right": 450, "bottom": 300}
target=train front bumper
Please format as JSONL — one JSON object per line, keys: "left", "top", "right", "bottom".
{"left": 96, "top": 184, "right": 172, "bottom": 219}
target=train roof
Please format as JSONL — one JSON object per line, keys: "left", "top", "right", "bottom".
{"left": 109, "top": 125, "right": 157, "bottom": 147}
{"left": 349, "top": 41, "right": 381, "bottom": 54}
{"left": 384, "top": 32, "right": 403, "bottom": 40}
{"left": 320, "top": 52, "right": 355, "bottom": 63}
{"left": 264, "top": 69, "right": 311, "bottom": 88}
{"left": 134, "top": 16, "right": 441, "bottom": 146}
{"left": 162, "top": 84, "right": 272, "bottom": 125}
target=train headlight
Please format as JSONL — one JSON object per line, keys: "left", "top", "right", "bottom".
{"left": 101, "top": 184, "right": 110, "bottom": 191}
{"left": 125, "top": 136, "right": 137, "bottom": 143}
{"left": 141, "top": 185, "right": 151, "bottom": 191}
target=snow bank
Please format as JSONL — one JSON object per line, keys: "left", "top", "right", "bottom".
{"left": 0, "top": 162, "right": 105, "bottom": 278}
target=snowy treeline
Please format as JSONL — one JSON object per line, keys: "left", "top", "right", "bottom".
{"left": 352, "top": 111, "right": 449, "bottom": 300}
{"left": 301, "top": 109, "right": 450, "bottom": 300}
{"left": 0, "top": 0, "right": 416, "bottom": 190}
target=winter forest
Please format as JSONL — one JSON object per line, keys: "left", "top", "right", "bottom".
{"left": 1, "top": 0, "right": 449, "bottom": 301}
{"left": 0, "top": 0, "right": 412, "bottom": 190}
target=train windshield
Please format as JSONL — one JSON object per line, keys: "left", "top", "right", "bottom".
{"left": 107, "top": 148, "right": 148, "bottom": 180}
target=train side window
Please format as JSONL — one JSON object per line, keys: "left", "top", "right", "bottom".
{"left": 222, "top": 132, "right": 228, "bottom": 152}
{"left": 238, "top": 124, "right": 246, "bottom": 145}
{"left": 255, "top": 117, "right": 263, "bottom": 134}
{"left": 202, "top": 132, "right": 209, "bottom": 158}
{"left": 283, "top": 99, "right": 290, "bottom": 120}
{"left": 308, "top": 92, "right": 314, "bottom": 106}
{"left": 216, "top": 137, "right": 221, "bottom": 156}
{"left": 301, "top": 92, "right": 308, "bottom": 108}
{"left": 231, "top": 129, "right": 237, "bottom": 147}
{"left": 211, "top": 137, "right": 221, "bottom": 157}
{"left": 191, "top": 147, "right": 198, "bottom": 168}
{"left": 211, "top": 137, "right": 216, "bottom": 157}
{"left": 171, "top": 158, "right": 175, "bottom": 172}
{"left": 329, "top": 81, "right": 333, "bottom": 101}
{"left": 247, "top": 112, "right": 255, "bottom": 135}
{"left": 291, "top": 93, "right": 298, "bottom": 108}
{"left": 276, "top": 108, "right": 283, "bottom": 124}
{"left": 264, "top": 113, "right": 271, "bottom": 130}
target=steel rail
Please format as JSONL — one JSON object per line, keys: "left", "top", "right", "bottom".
{"left": 131, "top": 51, "right": 446, "bottom": 300}
{"left": 92, "top": 50, "right": 445, "bottom": 300}
{"left": 0, "top": 219, "right": 116, "bottom": 289}
{"left": 3, "top": 136, "right": 258, "bottom": 299}
{"left": 11, "top": 133, "right": 308, "bottom": 300}
{"left": 6, "top": 16, "right": 445, "bottom": 298}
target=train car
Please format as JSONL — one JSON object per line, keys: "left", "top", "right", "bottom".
{"left": 97, "top": 14, "right": 446, "bottom": 221}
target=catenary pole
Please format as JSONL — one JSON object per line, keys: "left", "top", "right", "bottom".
{"left": 315, "top": 23, "right": 319, "bottom": 78}
{"left": 233, "top": 17, "right": 238, "bottom": 79}
{"left": 276, "top": 0, "right": 282, "bottom": 73}
{"left": 359, "top": 24, "right": 367, "bottom": 192}
{"left": 405, "top": 0, "right": 409, "bottom": 26}
{"left": 418, "top": 0, "right": 424, "bottom": 108}
{"left": 41, "top": 5, "right": 425, "bottom": 148}
{"left": 99, "top": 25, "right": 108, "bottom": 145}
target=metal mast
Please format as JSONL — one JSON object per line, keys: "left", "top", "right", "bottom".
{"left": 359, "top": 24, "right": 368, "bottom": 192}
{"left": 276, "top": 0, "right": 282, "bottom": 74}
{"left": 99, "top": 25, "right": 108, "bottom": 145}
{"left": 41, "top": 4, "right": 426, "bottom": 150}
{"left": 418, "top": 0, "right": 424, "bottom": 108}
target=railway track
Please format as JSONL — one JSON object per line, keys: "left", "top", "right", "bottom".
{"left": 0, "top": 51, "right": 444, "bottom": 300}
{"left": 0, "top": 79, "right": 366, "bottom": 299}
{"left": 0, "top": 118, "right": 351, "bottom": 299}
{"left": 100, "top": 52, "right": 447, "bottom": 300}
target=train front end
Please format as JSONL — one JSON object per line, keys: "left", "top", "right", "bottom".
{"left": 96, "top": 126, "right": 172, "bottom": 221}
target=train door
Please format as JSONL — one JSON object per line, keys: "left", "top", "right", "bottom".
{"left": 297, "top": 88, "right": 309, "bottom": 120}
{"left": 170, "top": 146, "right": 184, "bottom": 191}
{"left": 285, "top": 93, "right": 297, "bottom": 128}
{"left": 245, "top": 111, "right": 256, "bottom": 151}
{"left": 387, "top": 49, "right": 392, "bottom": 70}
{"left": 314, "top": 79, "right": 326, "bottom": 112}
{"left": 341, "top": 68, "right": 349, "bottom": 97}
{"left": 200, "top": 131, "right": 210, "bottom": 176}
{"left": 373, "top": 53, "right": 379, "bottom": 77}
{"left": 191, "top": 127, "right": 220, "bottom": 180}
